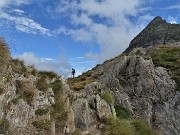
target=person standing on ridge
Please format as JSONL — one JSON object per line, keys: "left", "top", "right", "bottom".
{"left": 72, "top": 68, "right": 75, "bottom": 78}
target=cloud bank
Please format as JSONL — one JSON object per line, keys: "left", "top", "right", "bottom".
{"left": 14, "top": 52, "right": 71, "bottom": 77}
{"left": 53, "top": 0, "right": 152, "bottom": 63}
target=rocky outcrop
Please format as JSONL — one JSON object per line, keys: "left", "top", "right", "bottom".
{"left": 125, "top": 16, "right": 180, "bottom": 52}
{"left": 91, "top": 47, "right": 179, "bottom": 135}
{"left": 71, "top": 82, "right": 115, "bottom": 135}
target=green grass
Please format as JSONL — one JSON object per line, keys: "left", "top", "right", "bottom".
{"left": 132, "top": 119, "right": 156, "bottom": 135}
{"left": 0, "top": 38, "right": 11, "bottom": 78}
{"left": 10, "top": 59, "right": 28, "bottom": 75}
{"left": 104, "top": 118, "right": 158, "bottom": 135}
{"left": 104, "top": 118, "right": 134, "bottom": 135}
{"left": 100, "top": 91, "right": 114, "bottom": 105}
{"left": 115, "top": 105, "right": 131, "bottom": 119}
{"left": 32, "top": 119, "right": 51, "bottom": 131}
{"left": 51, "top": 80, "right": 63, "bottom": 95}
{"left": 35, "top": 108, "right": 49, "bottom": 116}
{"left": 36, "top": 77, "right": 49, "bottom": 91}
{"left": 151, "top": 46, "right": 180, "bottom": 91}
{"left": 0, "top": 87, "right": 4, "bottom": 95}
{"left": 50, "top": 100, "right": 68, "bottom": 127}
{"left": 70, "top": 129, "right": 82, "bottom": 135}
{"left": 38, "top": 71, "right": 58, "bottom": 78}
{"left": 15, "top": 80, "right": 35, "bottom": 104}
{"left": 0, "top": 118, "right": 9, "bottom": 134}
{"left": 151, "top": 47, "right": 180, "bottom": 70}
{"left": 68, "top": 74, "right": 95, "bottom": 91}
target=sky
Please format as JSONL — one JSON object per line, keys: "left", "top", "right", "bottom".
{"left": 0, "top": 0, "right": 179, "bottom": 77}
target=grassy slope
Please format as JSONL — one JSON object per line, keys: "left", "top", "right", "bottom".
{"left": 151, "top": 46, "right": 180, "bottom": 91}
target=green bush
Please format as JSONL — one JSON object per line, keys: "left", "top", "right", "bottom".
{"left": 15, "top": 80, "right": 35, "bottom": 104}
{"left": 35, "top": 108, "right": 49, "bottom": 116}
{"left": 36, "top": 78, "right": 49, "bottom": 91}
{"left": 0, "top": 38, "right": 10, "bottom": 78}
{"left": 51, "top": 80, "right": 63, "bottom": 95}
{"left": 10, "top": 59, "right": 27, "bottom": 75}
{"left": 70, "top": 129, "right": 82, "bottom": 135}
{"left": 0, "top": 118, "right": 9, "bottom": 134}
{"left": 0, "top": 87, "right": 4, "bottom": 95}
{"left": 151, "top": 46, "right": 180, "bottom": 91}
{"left": 32, "top": 119, "right": 51, "bottom": 131}
{"left": 104, "top": 118, "right": 135, "bottom": 135}
{"left": 115, "top": 105, "right": 131, "bottom": 119}
{"left": 100, "top": 91, "right": 114, "bottom": 105}
{"left": 131, "top": 119, "right": 155, "bottom": 135}
{"left": 50, "top": 100, "right": 68, "bottom": 127}
{"left": 11, "top": 97, "right": 20, "bottom": 104}
{"left": 38, "top": 71, "right": 58, "bottom": 78}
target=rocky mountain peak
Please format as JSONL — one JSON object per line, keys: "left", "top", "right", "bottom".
{"left": 125, "top": 16, "right": 180, "bottom": 52}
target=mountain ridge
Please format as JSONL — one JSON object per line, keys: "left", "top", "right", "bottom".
{"left": 125, "top": 16, "right": 180, "bottom": 52}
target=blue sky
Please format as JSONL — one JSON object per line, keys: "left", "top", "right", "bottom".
{"left": 0, "top": 0, "right": 179, "bottom": 77}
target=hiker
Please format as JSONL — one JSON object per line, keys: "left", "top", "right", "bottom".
{"left": 72, "top": 68, "right": 75, "bottom": 78}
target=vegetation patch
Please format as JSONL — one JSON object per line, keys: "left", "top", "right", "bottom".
{"left": 38, "top": 71, "right": 58, "bottom": 79}
{"left": 104, "top": 118, "right": 134, "bottom": 135}
{"left": 15, "top": 80, "right": 35, "bottom": 104}
{"left": 35, "top": 108, "right": 49, "bottom": 116}
{"left": 100, "top": 91, "right": 114, "bottom": 105}
{"left": 132, "top": 119, "right": 156, "bottom": 135}
{"left": 104, "top": 118, "right": 158, "bottom": 135}
{"left": 10, "top": 59, "right": 27, "bottom": 75}
{"left": 70, "top": 129, "right": 82, "bottom": 135}
{"left": 50, "top": 100, "right": 68, "bottom": 127}
{"left": 51, "top": 80, "right": 63, "bottom": 95}
{"left": 115, "top": 105, "right": 131, "bottom": 119}
{"left": 68, "top": 71, "right": 96, "bottom": 91}
{"left": 0, "top": 118, "right": 9, "bottom": 134}
{"left": 0, "top": 87, "right": 4, "bottom": 95}
{"left": 36, "top": 77, "right": 49, "bottom": 91}
{"left": 151, "top": 46, "right": 180, "bottom": 91}
{"left": 0, "top": 38, "right": 10, "bottom": 78}
{"left": 11, "top": 97, "right": 20, "bottom": 104}
{"left": 32, "top": 118, "right": 51, "bottom": 131}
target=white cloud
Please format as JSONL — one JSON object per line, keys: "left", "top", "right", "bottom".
{"left": 0, "top": 0, "right": 30, "bottom": 9}
{"left": 161, "top": 4, "right": 180, "bottom": 10}
{"left": 14, "top": 52, "right": 72, "bottom": 77}
{"left": 0, "top": 12, "right": 52, "bottom": 36}
{"left": 53, "top": 0, "right": 149, "bottom": 62}
{"left": 167, "top": 16, "right": 177, "bottom": 24}
{"left": 12, "top": 9, "right": 25, "bottom": 15}
{"left": 0, "top": 0, "right": 52, "bottom": 36}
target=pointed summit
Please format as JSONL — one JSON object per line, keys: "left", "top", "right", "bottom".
{"left": 125, "top": 16, "right": 180, "bottom": 52}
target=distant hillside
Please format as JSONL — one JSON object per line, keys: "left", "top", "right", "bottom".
{"left": 125, "top": 16, "right": 180, "bottom": 52}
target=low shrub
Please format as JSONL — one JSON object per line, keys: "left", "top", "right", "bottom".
{"left": 38, "top": 71, "right": 58, "bottom": 78}
{"left": 32, "top": 119, "right": 51, "bottom": 131}
{"left": 50, "top": 100, "right": 68, "bottom": 127}
{"left": 0, "top": 118, "right": 9, "bottom": 134}
{"left": 15, "top": 80, "right": 35, "bottom": 104}
{"left": 51, "top": 80, "right": 63, "bottom": 95}
{"left": 10, "top": 59, "right": 27, "bottom": 75}
{"left": 36, "top": 78, "right": 49, "bottom": 91}
{"left": 104, "top": 118, "right": 134, "bottom": 135}
{"left": 0, "top": 87, "right": 4, "bottom": 95}
{"left": 35, "top": 108, "right": 49, "bottom": 116}
{"left": 115, "top": 105, "right": 131, "bottom": 119}
{"left": 151, "top": 46, "right": 180, "bottom": 91}
{"left": 70, "top": 129, "right": 82, "bottom": 135}
{"left": 0, "top": 38, "right": 10, "bottom": 78}
{"left": 100, "top": 91, "right": 114, "bottom": 105}
{"left": 131, "top": 119, "right": 155, "bottom": 135}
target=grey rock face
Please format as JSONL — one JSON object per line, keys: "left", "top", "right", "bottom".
{"left": 125, "top": 16, "right": 180, "bottom": 52}
{"left": 92, "top": 47, "right": 179, "bottom": 135}
{"left": 71, "top": 82, "right": 114, "bottom": 134}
